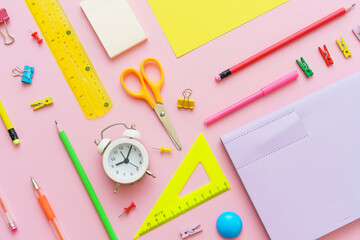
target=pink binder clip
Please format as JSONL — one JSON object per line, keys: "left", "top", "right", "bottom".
{"left": 0, "top": 8, "right": 15, "bottom": 45}
{"left": 180, "top": 224, "right": 202, "bottom": 239}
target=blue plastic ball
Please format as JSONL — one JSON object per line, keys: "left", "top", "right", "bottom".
{"left": 216, "top": 212, "right": 242, "bottom": 238}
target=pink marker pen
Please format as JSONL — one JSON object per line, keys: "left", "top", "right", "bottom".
{"left": 0, "top": 191, "right": 17, "bottom": 231}
{"left": 205, "top": 71, "right": 299, "bottom": 125}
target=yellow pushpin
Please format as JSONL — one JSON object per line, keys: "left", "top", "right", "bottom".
{"left": 152, "top": 146, "right": 171, "bottom": 153}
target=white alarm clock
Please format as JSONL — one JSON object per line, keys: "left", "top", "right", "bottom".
{"left": 94, "top": 123, "right": 156, "bottom": 193}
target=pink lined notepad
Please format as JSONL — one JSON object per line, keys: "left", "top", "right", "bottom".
{"left": 221, "top": 71, "right": 360, "bottom": 240}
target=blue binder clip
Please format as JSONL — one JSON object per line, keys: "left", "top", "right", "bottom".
{"left": 12, "top": 65, "right": 34, "bottom": 84}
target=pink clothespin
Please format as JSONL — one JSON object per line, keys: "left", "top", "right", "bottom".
{"left": 353, "top": 25, "right": 360, "bottom": 41}
{"left": 180, "top": 224, "right": 202, "bottom": 239}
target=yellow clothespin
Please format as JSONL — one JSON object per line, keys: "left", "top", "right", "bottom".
{"left": 30, "top": 97, "right": 53, "bottom": 111}
{"left": 336, "top": 37, "right": 352, "bottom": 58}
{"left": 177, "top": 88, "right": 194, "bottom": 109}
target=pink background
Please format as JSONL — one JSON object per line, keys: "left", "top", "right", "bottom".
{"left": 1, "top": 0, "right": 360, "bottom": 239}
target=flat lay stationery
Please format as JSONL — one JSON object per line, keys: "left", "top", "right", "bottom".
{"left": 215, "top": 4, "right": 355, "bottom": 81}
{"left": 1, "top": 0, "right": 360, "bottom": 239}
{"left": 135, "top": 133, "right": 230, "bottom": 239}
{"left": 120, "top": 58, "right": 182, "bottom": 150}
{"left": 205, "top": 71, "right": 299, "bottom": 125}
{"left": 0, "top": 191, "right": 17, "bottom": 232}
{"left": 56, "top": 122, "right": 118, "bottom": 240}
{"left": 31, "top": 177, "right": 66, "bottom": 240}
{"left": 147, "top": 0, "right": 288, "bottom": 57}
{"left": 25, "top": 0, "right": 113, "bottom": 119}
{"left": 0, "top": 100, "right": 19, "bottom": 145}
{"left": 221, "top": 71, "right": 360, "bottom": 240}
{"left": 0, "top": 8, "right": 15, "bottom": 45}
{"left": 80, "top": 0, "right": 147, "bottom": 59}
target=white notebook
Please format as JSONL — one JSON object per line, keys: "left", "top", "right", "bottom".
{"left": 81, "top": 0, "right": 147, "bottom": 58}
{"left": 221, "top": 71, "right": 360, "bottom": 240}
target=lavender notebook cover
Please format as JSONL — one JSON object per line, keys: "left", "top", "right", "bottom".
{"left": 221, "top": 71, "right": 360, "bottom": 240}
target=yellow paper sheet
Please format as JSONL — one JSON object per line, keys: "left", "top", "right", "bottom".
{"left": 147, "top": 0, "right": 288, "bottom": 57}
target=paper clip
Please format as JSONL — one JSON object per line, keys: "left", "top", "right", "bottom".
{"left": 30, "top": 97, "right": 53, "bottom": 111}
{"left": 180, "top": 224, "right": 202, "bottom": 239}
{"left": 177, "top": 88, "right": 194, "bottom": 109}
{"left": 318, "top": 45, "right": 334, "bottom": 66}
{"left": 352, "top": 25, "right": 360, "bottom": 41}
{"left": 296, "top": 57, "right": 314, "bottom": 78}
{"left": 12, "top": 66, "right": 34, "bottom": 84}
{"left": 0, "top": 8, "right": 15, "bottom": 45}
{"left": 336, "top": 37, "right": 352, "bottom": 58}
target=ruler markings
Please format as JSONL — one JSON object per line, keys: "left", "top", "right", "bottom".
{"left": 25, "top": 0, "right": 112, "bottom": 118}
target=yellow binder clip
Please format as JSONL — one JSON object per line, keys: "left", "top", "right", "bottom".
{"left": 336, "top": 37, "right": 352, "bottom": 58}
{"left": 177, "top": 89, "right": 194, "bottom": 109}
{"left": 30, "top": 97, "right": 53, "bottom": 111}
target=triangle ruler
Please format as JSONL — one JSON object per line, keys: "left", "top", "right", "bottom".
{"left": 134, "top": 133, "right": 231, "bottom": 239}
{"left": 25, "top": 0, "right": 113, "bottom": 119}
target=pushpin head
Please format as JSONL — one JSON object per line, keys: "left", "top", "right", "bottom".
{"left": 119, "top": 202, "right": 136, "bottom": 217}
{"left": 153, "top": 146, "right": 171, "bottom": 153}
{"left": 217, "top": 212, "right": 242, "bottom": 238}
{"left": 160, "top": 146, "right": 171, "bottom": 153}
{"left": 31, "top": 32, "right": 43, "bottom": 44}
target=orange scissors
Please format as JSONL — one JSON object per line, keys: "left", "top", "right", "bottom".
{"left": 120, "top": 58, "right": 182, "bottom": 150}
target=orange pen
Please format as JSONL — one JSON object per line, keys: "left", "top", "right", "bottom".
{"left": 31, "top": 177, "right": 66, "bottom": 240}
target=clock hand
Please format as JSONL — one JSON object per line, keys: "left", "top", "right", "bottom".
{"left": 116, "top": 150, "right": 131, "bottom": 166}
{"left": 126, "top": 145, "right": 133, "bottom": 159}
{"left": 115, "top": 160, "right": 125, "bottom": 166}
{"left": 129, "top": 162, "right": 139, "bottom": 169}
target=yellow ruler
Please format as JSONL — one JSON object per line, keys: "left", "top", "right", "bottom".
{"left": 134, "top": 133, "right": 230, "bottom": 239}
{"left": 25, "top": 0, "right": 112, "bottom": 119}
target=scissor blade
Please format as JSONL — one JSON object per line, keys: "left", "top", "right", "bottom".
{"left": 154, "top": 104, "right": 182, "bottom": 150}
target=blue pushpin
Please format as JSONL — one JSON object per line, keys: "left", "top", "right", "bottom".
{"left": 12, "top": 65, "right": 34, "bottom": 84}
{"left": 216, "top": 212, "right": 242, "bottom": 238}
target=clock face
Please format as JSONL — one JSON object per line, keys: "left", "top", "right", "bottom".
{"left": 103, "top": 139, "right": 149, "bottom": 184}
{"left": 108, "top": 143, "right": 144, "bottom": 178}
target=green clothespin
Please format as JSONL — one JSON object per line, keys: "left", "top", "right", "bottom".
{"left": 296, "top": 57, "right": 314, "bottom": 78}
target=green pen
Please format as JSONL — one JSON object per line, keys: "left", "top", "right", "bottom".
{"left": 55, "top": 121, "right": 118, "bottom": 240}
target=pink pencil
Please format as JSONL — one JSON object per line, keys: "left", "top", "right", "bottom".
{"left": 215, "top": 4, "right": 355, "bottom": 81}
{"left": 205, "top": 71, "right": 299, "bottom": 125}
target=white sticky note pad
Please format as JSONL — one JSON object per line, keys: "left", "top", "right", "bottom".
{"left": 80, "top": 0, "right": 147, "bottom": 58}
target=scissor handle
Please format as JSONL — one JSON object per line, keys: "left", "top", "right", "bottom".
{"left": 120, "top": 68, "right": 156, "bottom": 109}
{"left": 140, "top": 58, "right": 164, "bottom": 104}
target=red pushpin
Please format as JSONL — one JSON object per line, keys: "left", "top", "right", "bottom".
{"left": 118, "top": 202, "right": 136, "bottom": 217}
{"left": 27, "top": 27, "right": 43, "bottom": 44}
